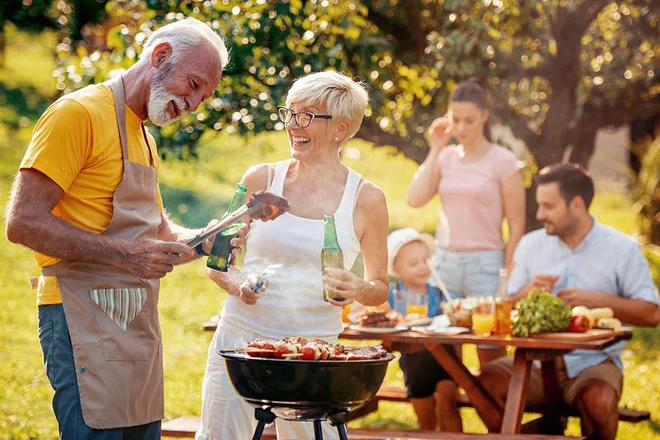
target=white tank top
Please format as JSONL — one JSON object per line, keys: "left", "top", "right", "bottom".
{"left": 221, "top": 159, "right": 362, "bottom": 341}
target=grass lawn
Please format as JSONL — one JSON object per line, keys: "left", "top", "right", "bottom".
{"left": 1, "top": 25, "right": 660, "bottom": 440}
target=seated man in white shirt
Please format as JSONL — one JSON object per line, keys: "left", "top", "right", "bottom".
{"left": 478, "top": 163, "right": 660, "bottom": 440}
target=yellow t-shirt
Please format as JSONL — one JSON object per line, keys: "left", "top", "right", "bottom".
{"left": 20, "top": 84, "right": 164, "bottom": 305}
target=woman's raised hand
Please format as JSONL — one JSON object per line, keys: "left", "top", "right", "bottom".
{"left": 427, "top": 116, "right": 452, "bottom": 150}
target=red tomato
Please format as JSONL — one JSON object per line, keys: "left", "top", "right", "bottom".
{"left": 301, "top": 346, "right": 317, "bottom": 361}
{"left": 307, "top": 342, "right": 328, "bottom": 360}
{"left": 274, "top": 344, "right": 289, "bottom": 359}
{"left": 261, "top": 342, "right": 275, "bottom": 358}
{"left": 567, "top": 315, "right": 591, "bottom": 333}
{"left": 246, "top": 342, "right": 261, "bottom": 357}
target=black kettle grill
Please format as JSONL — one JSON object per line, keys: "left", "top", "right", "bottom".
{"left": 219, "top": 351, "right": 394, "bottom": 440}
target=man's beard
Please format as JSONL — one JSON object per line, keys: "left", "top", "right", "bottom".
{"left": 543, "top": 222, "right": 558, "bottom": 235}
{"left": 148, "top": 60, "right": 188, "bottom": 127}
{"left": 543, "top": 215, "right": 576, "bottom": 238}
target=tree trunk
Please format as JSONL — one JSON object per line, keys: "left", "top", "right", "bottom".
{"left": 568, "top": 125, "right": 599, "bottom": 169}
{"left": 525, "top": 131, "right": 567, "bottom": 231}
{"left": 524, "top": 185, "right": 540, "bottom": 232}
{"left": 356, "top": 119, "right": 428, "bottom": 164}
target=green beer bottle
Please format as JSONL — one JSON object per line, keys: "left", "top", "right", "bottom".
{"left": 322, "top": 214, "right": 345, "bottom": 302}
{"left": 207, "top": 184, "right": 247, "bottom": 272}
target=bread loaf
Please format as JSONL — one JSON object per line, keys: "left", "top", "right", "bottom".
{"left": 591, "top": 307, "right": 614, "bottom": 320}
{"left": 596, "top": 317, "right": 622, "bottom": 331}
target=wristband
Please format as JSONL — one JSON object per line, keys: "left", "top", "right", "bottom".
{"left": 194, "top": 243, "right": 209, "bottom": 257}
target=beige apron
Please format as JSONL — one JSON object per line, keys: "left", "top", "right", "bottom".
{"left": 42, "top": 75, "right": 164, "bottom": 429}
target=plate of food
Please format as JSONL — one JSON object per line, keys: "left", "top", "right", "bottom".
{"left": 350, "top": 308, "right": 408, "bottom": 333}
{"left": 411, "top": 325, "right": 470, "bottom": 335}
{"left": 349, "top": 324, "right": 409, "bottom": 334}
{"left": 402, "top": 316, "right": 433, "bottom": 327}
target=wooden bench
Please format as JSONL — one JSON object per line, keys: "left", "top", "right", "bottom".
{"left": 161, "top": 398, "right": 380, "bottom": 438}
{"left": 162, "top": 417, "right": 198, "bottom": 438}
{"left": 374, "top": 386, "right": 651, "bottom": 423}
{"left": 161, "top": 386, "right": 649, "bottom": 438}
{"left": 162, "top": 418, "right": 585, "bottom": 439}
{"left": 374, "top": 385, "right": 484, "bottom": 409}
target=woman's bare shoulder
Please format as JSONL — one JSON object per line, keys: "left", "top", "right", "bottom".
{"left": 356, "top": 178, "right": 387, "bottom": 212}
{"left": 241, "top": 163, "right": 275, "bottom": 193}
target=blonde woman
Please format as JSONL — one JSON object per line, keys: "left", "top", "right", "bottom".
{"left": 196, "top": 71, "right": 389, "bottom": 440}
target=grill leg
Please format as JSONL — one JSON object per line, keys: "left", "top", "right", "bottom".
{"left": 313, "top": 420, "right": 324, "bottom": 440}
{"left": 252, "top": 421, "right": 267, "bottom": 440}
{"left": 252, "top": 407, "right": 277, "bottom": 440}
{"left": 335, "top": 423, "right": 348, "bottom": 440}
{"left": 327, "top": 411, "right": 350, "bottom": 440}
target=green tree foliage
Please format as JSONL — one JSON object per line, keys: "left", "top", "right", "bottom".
{"left": 0, "top": 1, "right": 107, "bottom": 136}
{"left": 0, "top": 0, "right": 58, "bottom": 67}
{"left": 57, "top": 0, "right": 659, "bottom": 225}
{"left": 0, "top": 0, "right": 108, "bottom": 50}
{"left": 0, "top": 1, "right": 59, "bottom": 35}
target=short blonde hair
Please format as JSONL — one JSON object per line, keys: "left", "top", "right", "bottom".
{"left": 141, "top": 17, "right": 229, "bottom": 69}
{"left": 286, "top": 71, "right": 369, "bottom": 140}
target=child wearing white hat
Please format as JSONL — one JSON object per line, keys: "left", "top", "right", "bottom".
{"left": 386, "top": 228, "right": 462, "bottom": 432}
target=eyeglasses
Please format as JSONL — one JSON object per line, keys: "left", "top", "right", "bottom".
{"left": 277, "top": 106, "right": 332, "bottom": 128}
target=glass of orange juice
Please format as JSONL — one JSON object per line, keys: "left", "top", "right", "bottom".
{"left": 407, "top": 293, "right": 428, "bottom": 318}
{"left": 472, "top": 297, "right": 495, "bottom": 336}
{"left": 341, "top": 303, "right": 352, "bottom": 323}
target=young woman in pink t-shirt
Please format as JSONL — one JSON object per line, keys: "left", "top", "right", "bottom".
{"left": 408, "top": 78, "right": 526, "bottom": 365}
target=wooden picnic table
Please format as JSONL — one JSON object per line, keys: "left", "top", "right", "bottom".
{"left": 203, "top": 320, "right": 631, "bottom": 437}
{"left": 340, "top": 326, "right": 632, "bottom": 436}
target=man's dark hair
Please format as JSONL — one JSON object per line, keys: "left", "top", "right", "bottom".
{"left": 535, "top": 163, "right": 595, "bottom": 208}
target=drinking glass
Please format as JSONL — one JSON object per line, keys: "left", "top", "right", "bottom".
{"left": 341, "top": 303, "right": 353, "bottom": 324}
{"left": 472, "top": 297, "right": 495, "bottom": 336}
{"left": 407, "top": 293, "right": 428, "bottom": 318}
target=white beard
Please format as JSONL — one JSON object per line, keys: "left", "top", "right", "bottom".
{"left": 147, "top": 62, "right": 188, "bottom": 127}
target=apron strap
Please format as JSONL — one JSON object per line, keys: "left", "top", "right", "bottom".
{"left": 140, "top": 123, "right": 155, "bottom": 167}
{"left": 108, "top": 76, "right": 156, "bottom": 167}
{"left": 110, "top": 76, "right": 130, "bottom": 163}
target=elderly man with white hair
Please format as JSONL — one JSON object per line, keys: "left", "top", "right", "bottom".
{"left": 6, "top": 17, "right": 228, "bottom": 439}
{"left": 199, "top": 71, "right": 390, "bottom": 439}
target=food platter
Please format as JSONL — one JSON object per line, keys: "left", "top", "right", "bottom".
{"left": 411, "top": 325, "right": 470, "bottom": 335}
{"left": 348, "top": 324, "right": 408, "bottom": 334}
{"left": 402, "top": 317, "right": 433, "bottom": 327}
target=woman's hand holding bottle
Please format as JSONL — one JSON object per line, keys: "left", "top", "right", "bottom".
{"left": 322, "top": 267, "right": 368, "bottom": 307}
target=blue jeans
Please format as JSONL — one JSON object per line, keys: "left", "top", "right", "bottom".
{"left": 431, "top": 249, "right": 504, "bottom": 350}
{"left": 430, "top": 248, "right": 504, "bottom": 299}
{"left": 38, "top": 304, "right": 161, "bottom": 440}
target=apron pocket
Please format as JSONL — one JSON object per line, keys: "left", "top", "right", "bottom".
{"left": 89, "top": 287, "right": 149, "bottom": 361}
{"left": 89, "top": 287, "right": 147, "bottom": 332}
